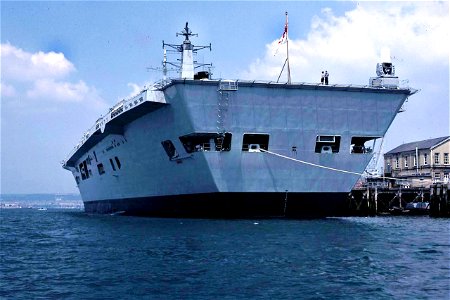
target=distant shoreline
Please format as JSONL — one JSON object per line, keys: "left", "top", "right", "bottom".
{"left": 1, "top": 193, "right": 81, "bottom": 201}
{"left": 0, "top": 193, "right": 83, "bottom": 210}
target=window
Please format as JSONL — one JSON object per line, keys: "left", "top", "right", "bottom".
{"left": 350, "top": 136, "right": 379, "bottom": 154}
{"left": 423, "top": 153, "right": 428, "bottom": 165}
{"left": 217, "top": 133, "right": 232, "bottom": 151}
{"left": 97, "top": 163, "right": 105, "bottom": 175}
{"left": 79, "top": 163, "right": 85, "bottom": 180}
{"left": 434, "top": 172, "right": 441, "bottom": 180}
{"left": 161, "top": 140, "right": 179, "bottom": 159}
{"left": 315, "top": 135, "right": 341, "bottom": 153}
{"left": 445, "top": 153, "right": 449, "bottom": 165}
{"left": 179, "top": 132, "right": 232, "bottom": 153}
{"left": 79, "top": 160, "right": 90, "bottom": 180}
{"left": 110, "top": 158, "right": 116, "bottom": 171}
{"left": 386, "top": 163, "right": 392, "bottom": 173}
{"left": 404, "top": 156, "right": 408, "bottom": 168}
{"left": 434, "top": 153, "right": 440, "bottom": 164}
{"left": 413, "top": 155, "right": 417, "bottom": 167}
{"left": 395, "top": 157, "right": 399, "bottom": 169}
{"left": 115, "top": 157, "right": 121, "bottom": 169}
{"left": 111, "top": 104, "right": 124, "bottom": 118}
{"left": 242, "top": 133, "right": 269, "bottom": 152}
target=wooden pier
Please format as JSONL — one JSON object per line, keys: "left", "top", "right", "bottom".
{"left": 429, "top": 184, "right": 450, "bottom": 217}
{"left": 348, "top": 183, "right": 449, "bottom": 217}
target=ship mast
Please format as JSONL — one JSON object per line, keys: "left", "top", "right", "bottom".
{"left": 162, "top": 22, "right": 212, "bottom": 80}
{"left": 178, "top": 22, "right": 196, "bottom": 79}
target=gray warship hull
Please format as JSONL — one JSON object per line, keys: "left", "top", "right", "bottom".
{"left": 64, "top": 79, "right": 414, "bottom": 217}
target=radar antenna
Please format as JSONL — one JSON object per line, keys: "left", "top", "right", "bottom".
{"left": 161, "top": 22, "right": 212, "bottom": 79}
{"left": 177, "top": 22, "right": 197, "bottom": 41}
{"left": 369, "top": 47, "right": 401, "bottom": 89}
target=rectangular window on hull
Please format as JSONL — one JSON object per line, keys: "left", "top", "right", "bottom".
{"left": 179, "top": 132, "right": 232, "bottom": 153}
{"left": 110, "top": 159, "right": 116, "bottom": 171}
{"left": 350, "top": 136, "right": 379, "bottom": 154}
{"left": 315, "top": 135, "right": 341, "bottom": 153}
{"left": 217, "top": 133, "right": 232, "bottom": 151}
{"left": 242, "top": 133, "right": 269, "bottom": 152}
{"left": 97, "top": 163, "right": 105, "bottom": 175}
{"left": 79, "top": 160, "right": 90, "bottom": 180}
{"left": 161, "top": 140, "right": 179, "bottom": 159}
{"left": 114, "top": 157, "right": 121, "bottom": 169}
{"left": 79, "top": 163, "right": 85, "bottom": 180}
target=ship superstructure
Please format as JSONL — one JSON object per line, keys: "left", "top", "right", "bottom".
{"left": 62, "top": 23, "right": 417, "bottom": 217}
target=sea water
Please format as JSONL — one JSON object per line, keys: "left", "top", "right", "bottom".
{"left": 1, "top": 206, "right": 449, "bottom": 299}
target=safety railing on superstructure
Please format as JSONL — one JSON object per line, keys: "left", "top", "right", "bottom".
{"left": 218, "top": 80, "right": 238, "bottom": 91}
{"left": 62, "top": 85, "right": 167, "bottom": 167}
{"left": 153, "top": 78, "right": 173, "bottom": 90}
{"left": 166, "top": 77, "right": 416, "bottom": 92}
{"left": 219, "top": 79, "right": 416, "bottom": 91}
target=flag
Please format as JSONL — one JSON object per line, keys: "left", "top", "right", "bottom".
{"left": 278, "top": 23, "right": 288, "bottom": 45}
{"left": 274, "top": 15, "right": 288, "bottom": 56}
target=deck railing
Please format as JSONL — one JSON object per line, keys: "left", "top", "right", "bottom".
{"left": 62, "top": 86, "right": 165, "bottom": 167}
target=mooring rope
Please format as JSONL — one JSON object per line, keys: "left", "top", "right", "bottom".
{"left": 260, "top": 149, "right": 405, "bottom": 181}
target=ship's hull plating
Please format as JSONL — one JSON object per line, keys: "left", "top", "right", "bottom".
{"left": 67, "top": 80, "right": 413, "bottom": 217}
{"left": 84, "top": 192, "right": 349, "bottom": 218}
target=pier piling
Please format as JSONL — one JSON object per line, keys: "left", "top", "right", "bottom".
{"left": 430, "top": 184, "right": 450, "bottom": 217}
{"left": 348, "top": 184, "right": 450, "bottom": 217}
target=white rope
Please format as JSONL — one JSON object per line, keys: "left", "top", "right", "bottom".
{"left": 260, "top": 149, "right": 406, "bottom": 181}
{"left": 260, "top": 149, "right": 363, "bottom": 176}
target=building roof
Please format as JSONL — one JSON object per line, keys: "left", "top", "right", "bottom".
{"left": 385, "top": 136, "right": 450, "bottom": 155}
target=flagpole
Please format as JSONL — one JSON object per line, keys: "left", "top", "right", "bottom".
{"left": 285, "top": 11, "right": 291, "bottom": 84}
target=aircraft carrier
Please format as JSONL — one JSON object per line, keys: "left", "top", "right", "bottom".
{"left": 62, "top": 23, "right": 417, "bottom": 217}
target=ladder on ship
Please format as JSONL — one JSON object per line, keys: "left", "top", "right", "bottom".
{"left": 217, "top": 81, "right": 238, "bottom": 150}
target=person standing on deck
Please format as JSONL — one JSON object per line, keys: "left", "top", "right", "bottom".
{"left": 324, "top": 71, "right": 329, "bottom": 85}
{"left": 320, "top": 71, "right": 324, "bottom": 84}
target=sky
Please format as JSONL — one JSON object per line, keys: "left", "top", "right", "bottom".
{"left": 1, "top": 1, "right": 449, "bottom": 194}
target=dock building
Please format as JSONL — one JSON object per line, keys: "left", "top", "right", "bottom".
{"left": 384, "top": 136, "right": 450, "bottom": 187}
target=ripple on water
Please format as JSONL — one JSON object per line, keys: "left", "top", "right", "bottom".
{"left": 0, "top": 211, "right": 449, "bottom": 299}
